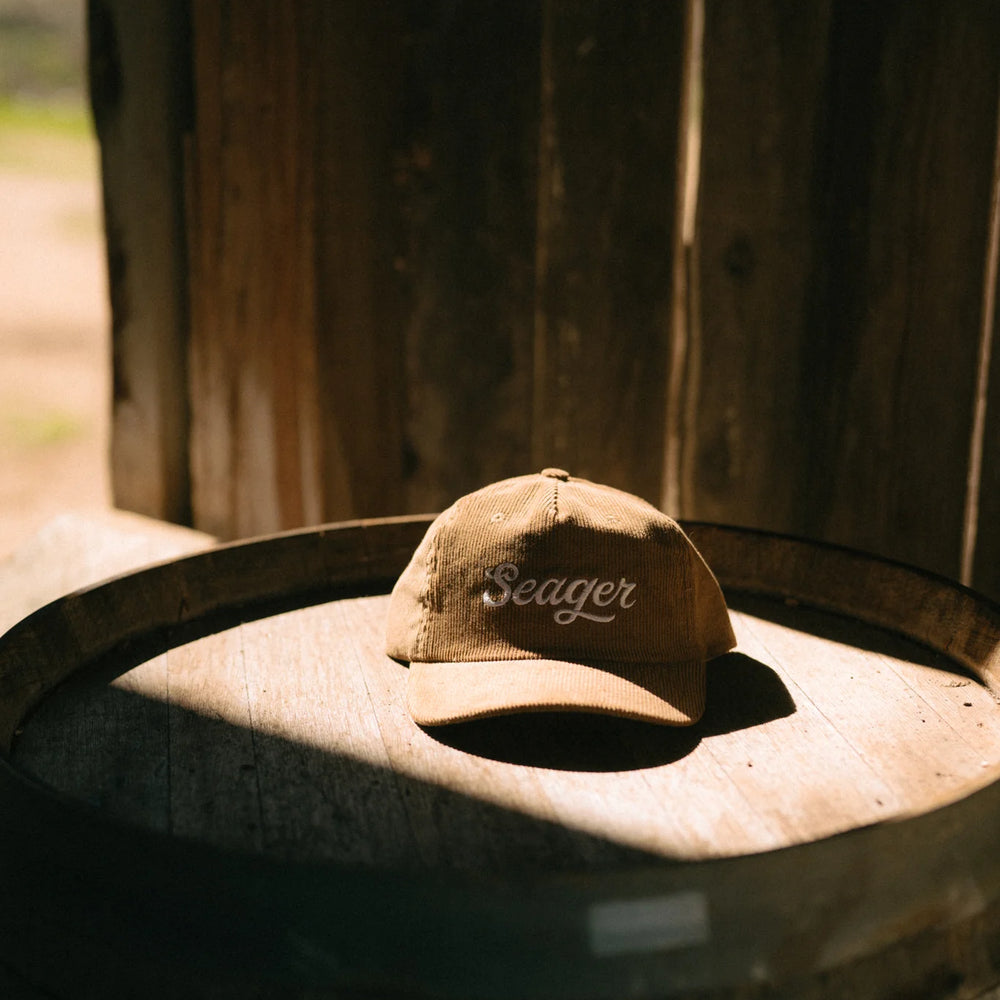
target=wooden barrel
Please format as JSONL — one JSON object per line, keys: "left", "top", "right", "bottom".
{"left": 3, "top": 516, "right": 1000, "bottom": 998}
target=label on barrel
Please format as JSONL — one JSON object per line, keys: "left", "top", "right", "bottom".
{"left": 587, "top": 891, "right": 709, "bottom": 957}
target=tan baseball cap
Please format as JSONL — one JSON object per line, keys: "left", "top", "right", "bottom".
{"left": 385, "top": 469, "right": 736, "bottom": 727}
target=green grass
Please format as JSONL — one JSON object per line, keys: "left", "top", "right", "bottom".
{"left": 0, "top": 95, "right": 97, "bottom": 176}
{"left": 0, "top": 95, "right": 91, "bottom": 137}
{"left": 4, "top": 409, "right": 86, "bottom": 449}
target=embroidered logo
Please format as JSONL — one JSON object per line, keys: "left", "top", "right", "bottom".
{"left": 483, "top": 562, "right": 637, "bottom": 624}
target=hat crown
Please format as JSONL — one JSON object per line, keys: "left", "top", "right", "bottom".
{"left": 386, "top": 471, "right": 733, "bottom": 667}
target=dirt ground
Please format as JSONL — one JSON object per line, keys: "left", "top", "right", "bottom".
{"left": 0, "top": 121, "right": 112, "bottom": 560}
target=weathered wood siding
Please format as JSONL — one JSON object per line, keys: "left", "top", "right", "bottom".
{"left": 89, "top": 0, "right": 192, "bottom": 525}
{"left": 186, "top": 0, "right": 324, "bottom": 538}
{"left": 533, "top": 2, "right": 684, "bottom": 503}
{"left": 93, "top": 0, "right": 1000, "bottom": 599}
{"left": 686, "top": 0, "right": 1000, "bottom": 586}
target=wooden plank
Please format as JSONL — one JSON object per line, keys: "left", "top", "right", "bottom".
{"left": 2, "top": 509, "right": 213, "bottom": 836}
{"left": 533, "top": 0, "right": 685, "bottom": 502}
{"left": 185, "top": 1, "right": 543, "bottom": 531}
{"left": 699, "top": 616, "right": 903, "bottom": 842}
{"left": 678, "top": 0, "right": 832, "bottom": 530}
{"left": 734, "top": 600, "right": 1000, "bottom": 821}
{"left": 875, "top": 639, "right": 1000, "bottom": 764}
{"left": 186, "top": 0, "right": 324, "bottom": 537}
{"left": 687, "top": 0, "right": 1000, "bottom": 583}
{"left": 13, "top": 653, "right": 171, "bottom": 833}
{"left": 312, "top": 1, "right": 541, "bottom": 515}
{"left": 344, "top": 596, "right": 591, "bottom": 872}
{"left": 88, "top": 0, "right": 192, "bottom": 524}
{"left": 17, "top": 585, "right": 1000, "bottom": 865}
{"left": 798, "top": 1, "right": 1000, "bottom": 577}
{"left": 972, "top": 96, "right": 1000, "bottom": 604}
{"left": 166, "top": 626, "right": 263, "bottom": 853}
{"left": 306, "top": 1, "right": 408, "bottom": 521}
{"left": 240, "top": 601, "right": 417, "bottom": 866}
{"left": 977, "top": 344, "right": 1000, "bottom": 603}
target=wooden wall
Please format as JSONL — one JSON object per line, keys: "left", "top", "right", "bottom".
{"left": 90, "top": 1, "right": 1000, "bottom": 599}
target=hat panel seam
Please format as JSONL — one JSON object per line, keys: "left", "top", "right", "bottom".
{"left": 414, "top": 500, "right": 460, "bottom": 660}
{"left": 413, "top": 526, "right": 435, "bottom": 661}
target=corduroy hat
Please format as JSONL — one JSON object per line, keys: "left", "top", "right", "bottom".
{"left": 386, "top": 469, "right": 735, "bottom": 727}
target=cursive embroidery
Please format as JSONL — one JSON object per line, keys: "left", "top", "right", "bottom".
{"left": 483, "top": 562, "right": 637, "bottom": 624}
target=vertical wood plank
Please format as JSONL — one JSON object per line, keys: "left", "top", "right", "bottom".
{"left": 186, "top": 1, "right": 543, "bottom": 530}
{"left": 352, "top": 0, "right": 541, "bottom": 513}
{"left": 103, "top": 0, "right": 997, "bottom": 568}
{"left": 186, "top": 0, "right": 323, "bottom": 538}
{"left": 971, "top": 93, "right": 1000, "bottom": 604}
{"left": 311, "top": 0, "right": 534, "bottom": 521}
{"left": 308, "top": 2, "right": 408, "bottom": 521}
{"left": 680, "top": 0, "right": 832, "bottom": 530}
{"left": 167, "top": 628, "right": 263, "bottom": 854}
{"left": 977, "top": 366, "right": 1000, "bottom": 604}
{"left": 89, "top": 0, "right": 192, "bottom": 524}
{"left": 241, "top": 603, "right": 419, "bottom": 866}
{"left": 533, "top": 0, "right": 685, "bottom": 503}
{"left": 801, "top": 1, "right": 1000, "bottom": 577}
{"left": 688, "top": 0, "right": 1000, "bottom": 581}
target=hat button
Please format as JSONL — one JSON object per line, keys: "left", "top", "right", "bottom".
{"left": 540, "top": 468, "right": 570, "bottom": 481}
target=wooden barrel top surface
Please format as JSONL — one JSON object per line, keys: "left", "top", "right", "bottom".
{"left": 4, "top": 513, "right": 1000, "bottom": 998}
{"left": 12, "top": 586, "right": 1000, "bottom": 867}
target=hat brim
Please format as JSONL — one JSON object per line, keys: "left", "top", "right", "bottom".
{"left": 406, "top": 657, "right": 706, "bottom": 727}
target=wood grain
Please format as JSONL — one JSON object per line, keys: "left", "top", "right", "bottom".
{"left": 797, "top": 1, "right": 1000, "bottom": 578}
{"left": 974, "top": 105, "right": 1000, "bottom": 604}
{"left": 89, "top": 0, "right": 192, "bottom": 525}
{"left": 185, "top": 1, "right": 543, "bottom": 527}
{"left": 6, "top": 516, "right": 1000, "bottom": 997}
{"left": 307, "top": 1, "right": 408, "bottom": 521}
{"left": 681, "top": 0, "right": 831, "bottom": 530}
{"left": 101, "top": 0, "right": 1000, "bottom": 609}
{"left": 686, "top": 0, "right": 1000, "bottom": 586}
{"left": 186, "top": 0, "right": 323, "bottom": 537}
{"left": 371, "top": 0, "right": 541, "bottom": 513}
{"left": 533, "top": 0, "right": 684, "bottom": 502}
{"left": 19, "top": 589, "right": 1000, "bottom": 866}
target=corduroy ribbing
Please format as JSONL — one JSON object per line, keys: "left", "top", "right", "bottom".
{"left": 385, "top": 470, "right": 736, "bottom": 726}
